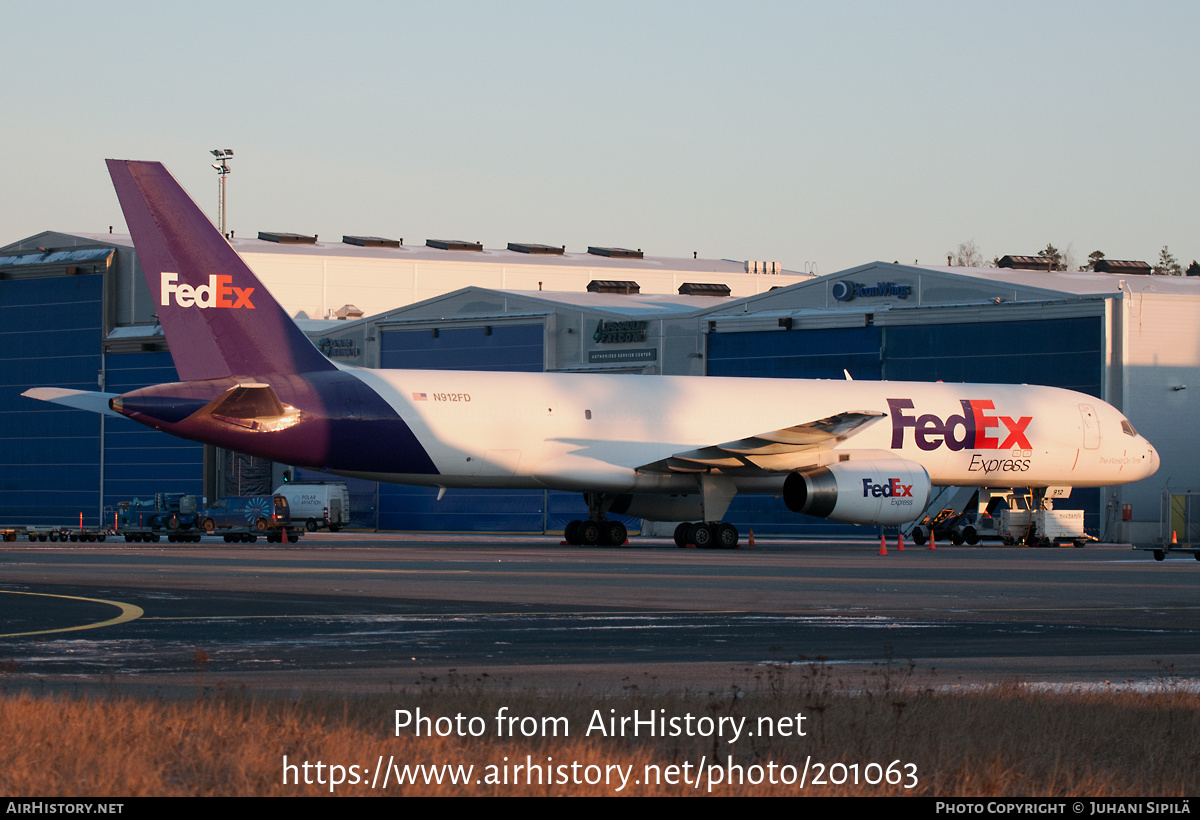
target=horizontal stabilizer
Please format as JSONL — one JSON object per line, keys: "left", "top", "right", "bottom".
{"left": 22, "top": 388, "right": 121, "bottom": 417}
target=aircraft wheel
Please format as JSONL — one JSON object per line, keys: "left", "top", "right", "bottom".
{"left": 578, "top": 520, "right": 601, "bottom": 546}
{"left": 716, "top": 522, "right": 739, "bottom": 549}
{"left": 674, "top": 522, "right": 691, "bottom": 548}
{"left": 963, "top": 526, "right": 980, "bottom": 545}
{"left": 564, "top": 520, "right": 582, "bottom": 545}
{"left": 951, "top": 532, "right": 965, "bottom": 546}
{"left": 601, "top": 520, "right": 627, "bottom": 547}
{"left": 911, "top": 527, "right": 927, "bottom": 546}
{"left": 1153, "top": 550, "right": 1165, "bottom": 561}
{"left": 691, "top": 523, "right": 715, "bottom": 549}
{"left": 203, "top": 519, "right": 216, "bottom": 535}
{"left": 306, "top": 518, "right": 318, "bottom": 532}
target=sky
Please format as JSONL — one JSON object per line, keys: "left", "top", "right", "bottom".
{"left": 2, "top": 0, "right": 1197, "bottom": 274}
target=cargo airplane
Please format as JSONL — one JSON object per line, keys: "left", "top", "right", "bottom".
{"left": 24, "top": 160, "right": 1160, "bottom": 548}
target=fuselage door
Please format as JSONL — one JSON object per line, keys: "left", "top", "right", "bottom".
{"left": 1079, "top": 404, "right": 1099, "bottom": 450}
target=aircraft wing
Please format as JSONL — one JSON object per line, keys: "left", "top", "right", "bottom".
{"left": 638, "top": 410, "right": 886, "bottom": 474}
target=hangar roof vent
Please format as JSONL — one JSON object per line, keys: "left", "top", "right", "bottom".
{"left": 587, "top": 280, "right": 641, "bottom": 294}
{"left": 259, "top": 231, "right": 317, "bottom": 244}
{"left": 588, "top": 246, "right": 643, "bottom": 259}
{"left": 426, "top": 239, "right": 482, "bottom": 251}
{"left": 508, "top": 242, "right": 564, "bottom": 255}
{"left": 998, "top": 255, "right": 1056, "bottom": 271}
{"left": 343, "top": 235, "right": 401, "bottom": 248}
{"left": 678, "top": 282, "right": 732, "bottom": 297}
{"left": 1094, "top": 259, "right": 1152, "bottom": 275}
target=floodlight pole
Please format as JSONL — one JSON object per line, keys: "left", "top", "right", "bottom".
{"left": 210, "top": 149, "right": 234, "bottom": 237}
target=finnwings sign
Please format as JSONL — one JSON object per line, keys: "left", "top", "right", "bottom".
{"left": 831, "top": 281, "right": 912, "bottom": 302}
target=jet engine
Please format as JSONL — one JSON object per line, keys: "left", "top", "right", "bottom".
{"left": 783, "top": 458, "right": 931, "bottom": 525}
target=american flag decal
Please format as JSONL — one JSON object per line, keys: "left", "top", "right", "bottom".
{"left": 412, "top": 392, "right": 427, "bottom": 401}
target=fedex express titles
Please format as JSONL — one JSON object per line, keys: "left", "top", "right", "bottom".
{"left": 888, "top": 398, "right": 1034, "bottom": 474}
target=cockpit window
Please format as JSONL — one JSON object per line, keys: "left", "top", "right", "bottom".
{"left": 1121, "top": 419, "right": 1138, "bottom": 437}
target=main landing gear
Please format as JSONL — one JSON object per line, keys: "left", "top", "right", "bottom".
{"left": 563, "top": 492, "right": 629, "bottom": 547}
{"left": 563, "top": 518, "right": 628, "bottom": 547}
{"left": 673, "top": 521, "right": 739, "bottom": 549}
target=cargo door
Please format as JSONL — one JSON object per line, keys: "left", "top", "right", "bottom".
{"left": 1079, "top": 404, "right": 1099, "bottom": 449}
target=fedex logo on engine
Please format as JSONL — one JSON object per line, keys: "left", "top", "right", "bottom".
{"left": 160, "top": 272, "right": 255, "bottom": 309}
{"left": 887, "top": 398, "right": 1032, "bottom": 452}
{"left": 862, "top": 478, "right": 914, "bottom": 498}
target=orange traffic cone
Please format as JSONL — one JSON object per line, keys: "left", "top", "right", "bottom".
{"left": 1172, "top": 530, "right": 1178, "bottom": 544}
{"left": 748, "top": 528, "right": 755, "bottom": 547}
{"left": 281, "top": 527, "right": 288, "bottom": 543}
{"left": 927, "top": 532, "right": 937, "bottom": 550}
{"left": 897, "top": 533, "right": 905, "bottom": 551}
{"left": 879, "top": 534, "right": 888, "bottom": 556}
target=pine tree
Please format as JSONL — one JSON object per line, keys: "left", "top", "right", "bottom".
{"left": 1152, "top": 245, "right": 1182, "bottom": 276}
{"left": 1037, "top": 244, "right": 1065, "bottom": 271}
{"left": 1081, "top": 250, "right": 1105, "bottom": 271}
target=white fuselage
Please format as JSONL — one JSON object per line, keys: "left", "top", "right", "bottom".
{"left": 341, "top": 366, "right": 1159, "bottom": 494}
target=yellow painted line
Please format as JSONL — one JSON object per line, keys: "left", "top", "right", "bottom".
{"left": 0, "top": 590, "right": 144, "bottom": 638}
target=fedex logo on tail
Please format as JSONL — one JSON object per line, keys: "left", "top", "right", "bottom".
{"left": 160, "top": 273, "right": 255, "bottom": 309}
{"left": 887, "top": 398, "right": 1032, "bottom": 452}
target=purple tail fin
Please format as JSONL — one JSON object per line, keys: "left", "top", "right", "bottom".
{"left": 107, "top": 159, "right": 335, "bottom": 381}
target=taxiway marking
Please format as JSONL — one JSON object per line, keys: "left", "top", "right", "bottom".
{"left": 0, "top": 590, "right": 144, "bottom": 637}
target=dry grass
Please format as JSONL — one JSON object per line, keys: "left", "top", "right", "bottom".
{"left": 1, "top": 666, "right": 1197, "bottom": 796}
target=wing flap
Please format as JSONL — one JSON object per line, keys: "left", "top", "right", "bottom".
{"left": 640, "top": 409, "right": 886, "bottom": 474}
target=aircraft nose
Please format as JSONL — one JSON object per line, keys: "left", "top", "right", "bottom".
{"left": 1145, "top": 440, "right": 1160, "bottom": 478}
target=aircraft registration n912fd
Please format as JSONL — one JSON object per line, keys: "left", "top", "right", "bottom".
{"left": 24, "top": 161, "right": 1160, "bottom": 548}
